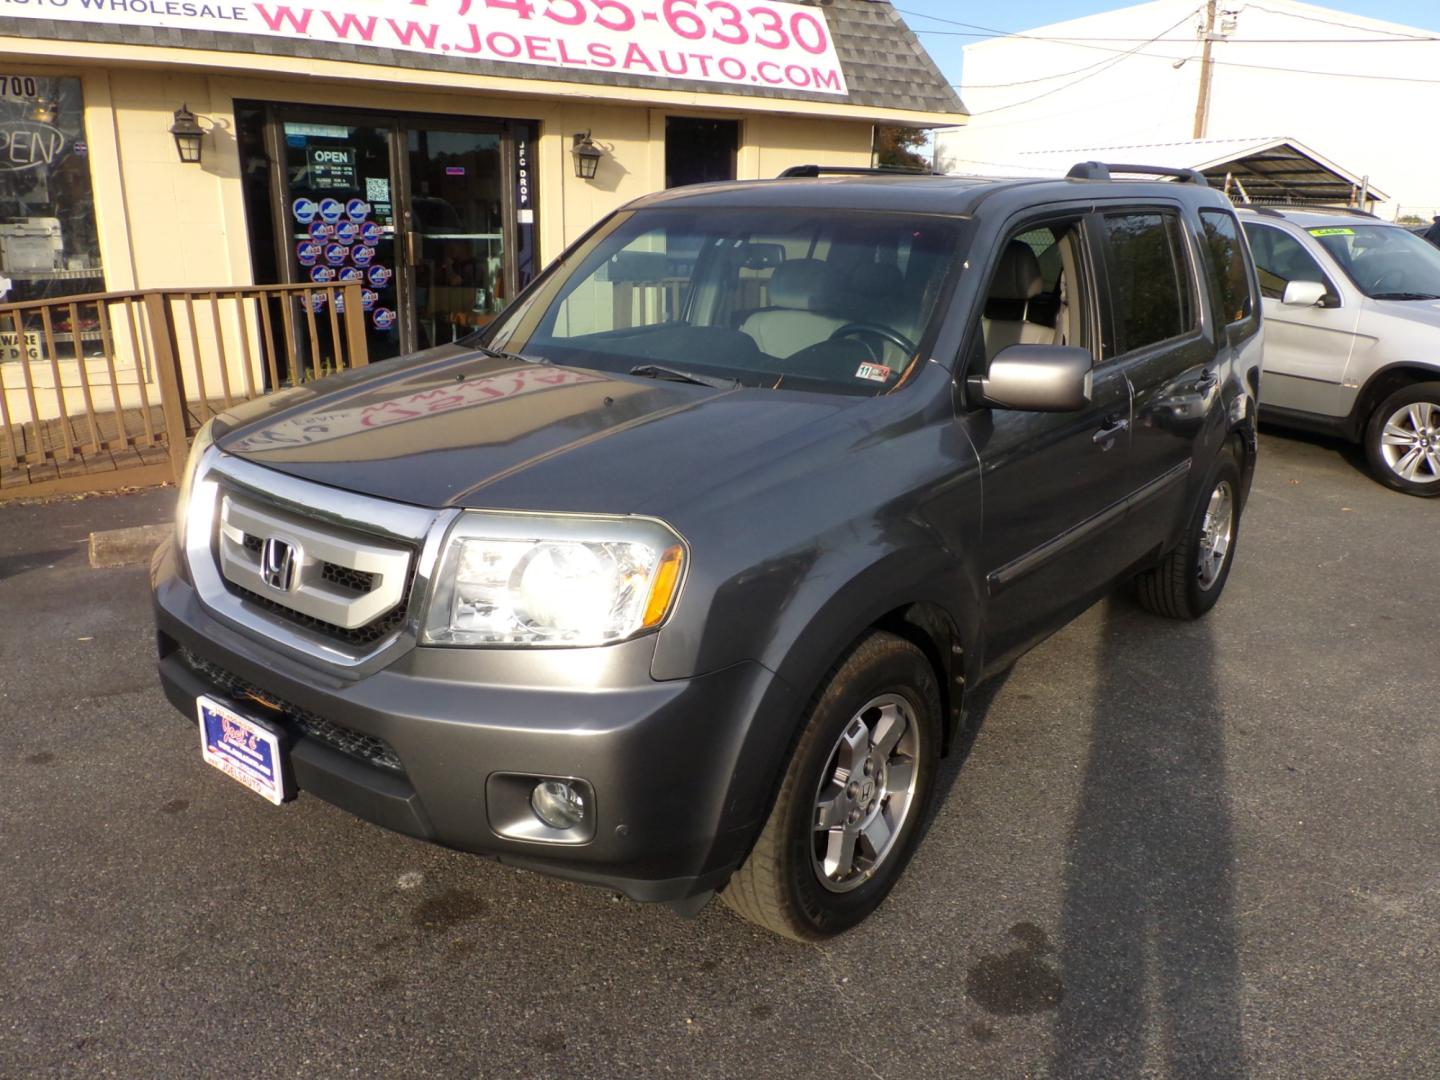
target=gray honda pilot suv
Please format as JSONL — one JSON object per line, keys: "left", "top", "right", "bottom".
{"left": 153, "top": 163, "right": 1263, "bottom": 941}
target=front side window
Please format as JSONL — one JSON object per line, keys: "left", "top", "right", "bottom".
{"left": 0, "top": 75, "right": 103, "bottom": 307}
{"left": 491, "top": 208, "right": 965, "bottom": 394}
{"left": 1305, "top": 223, "right": 1440, "bottom": 301}
{"left": 1102, "top": 212, "right": 1194, "bottom": 355}
{"left": 1240, "top": 222, "right": 1332, "bottom": 301}
{"left": 1199, "top": 209, "right": 1254, "bottom": 325}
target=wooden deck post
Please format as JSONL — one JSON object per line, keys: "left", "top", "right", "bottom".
{"left": 144, "top": 292, "right": 192, "bottom": 481}
{"left": 342, "top": 283, "right": 368, "bottom": 368}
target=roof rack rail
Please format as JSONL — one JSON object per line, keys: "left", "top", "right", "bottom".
{"left": 778, "top": 164, "right": 938, "bottom": 179}
{"left": 1066, "top": 161, "right": 1209, "bottom": 186}
{"left": 1237, "top": 201, "right": 1377, "bottom": 219}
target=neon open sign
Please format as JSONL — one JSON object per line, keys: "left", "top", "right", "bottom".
{"left": 0, "top": 121, "right": 66, "bottom": 171}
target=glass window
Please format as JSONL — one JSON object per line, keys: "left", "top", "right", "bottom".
{"left": 1102, "top": 212, "right": 1194, "bottom": 355}
{"left": 492, "top": 208, "right": 965, "bottom": 394}
{"left": 1199, "top": 210, "right": 1253, "bottom": 324}
{"left": 1240, "top": 222, "right": 1331, "bottom": 301}
{"left": 1304, "top": 222, "right": 1440, "bottom": 301}
{"left": 0, "top": 75, "right": 103, "bottom": 305}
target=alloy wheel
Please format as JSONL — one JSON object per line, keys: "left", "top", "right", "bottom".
{"left": 1197, "top": 479, "right": 1235, "bottom": 591}
{"left": 1379, "top": 401, "right": 1440, "bottom": 485}
{"left": 811, "top": 694, "right": 921, "bottom": 893}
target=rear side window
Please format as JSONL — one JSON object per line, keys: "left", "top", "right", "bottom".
{"left": 1102, "top": 212, "right": 1195, "bottom": 355}
{"left": 1199, "top": 210, "right": 1254, "bottom": 324}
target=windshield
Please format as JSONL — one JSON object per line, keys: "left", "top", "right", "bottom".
{"left": 485, "top": 208, "right": 966, "bottom": 394}
{"left": 1307, "top": 223, "right": 1440, "bottom": 299}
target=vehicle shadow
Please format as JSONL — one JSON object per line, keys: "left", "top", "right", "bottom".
{"left": 1258, "top": 420, "right": 1369, "bottom": 477}
{"left": 1051, "top": 592, "right": 1247, "bottom": 1077}
{"left": 0, "top": 547, "right": 79, "bottom": 582}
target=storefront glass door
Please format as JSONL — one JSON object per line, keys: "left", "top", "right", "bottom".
{"left": 406, "top": 127, "right": 506, "bottom": 349}
{"left": 252, "top": 107, "right": 531, "bottom": 373}
{"left": 279, "top": 119, "right": 402, "bottom": 361}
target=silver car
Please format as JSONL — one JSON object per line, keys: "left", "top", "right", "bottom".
{"left": 1238, "top": 207, "right": 1440, "bottom": 496}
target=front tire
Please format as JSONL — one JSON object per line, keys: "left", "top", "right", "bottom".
{"left": 1364, "top": 382, "right": 1440, "bottom": 496}
{"left": 721, "top": 631, "right": 940, "bottom": 942}
{"left": 1135, "top": 454, "right": 1242, "bottom": 620}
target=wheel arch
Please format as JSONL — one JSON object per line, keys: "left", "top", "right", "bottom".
{"left": 1349, "top": 362, "right": 1440, "bottom": 440}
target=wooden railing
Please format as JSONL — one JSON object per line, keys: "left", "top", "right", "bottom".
{"left": 0, "top": 282, "right": 368, "bottom": 501}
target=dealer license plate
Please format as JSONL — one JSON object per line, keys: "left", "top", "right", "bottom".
{"left": 197, "top": 695, "right": 290, "bottom": 805}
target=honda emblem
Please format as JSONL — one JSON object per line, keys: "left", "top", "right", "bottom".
{"left": 259, "top": 537, "right": 299, "bottom": 592}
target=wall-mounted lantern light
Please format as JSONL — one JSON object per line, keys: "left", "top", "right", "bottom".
{"left": 571, "top": 131, "right": 603, "bottom": 181}
{"left": 170, "top": 105, "right": 206, "bottom": 164}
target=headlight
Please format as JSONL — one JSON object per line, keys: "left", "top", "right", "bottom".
{"left": 422, "top": 512, "right": 686, "bottom": 647}
{"left": 174, "top": 418, "right": 217, "bottom": 548}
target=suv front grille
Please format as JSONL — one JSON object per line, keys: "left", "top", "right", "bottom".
{"left": 181, "top": 648, "right": 403, "bottom": 772}
{"left": 218, "top": 491, "right": 415, "bottom": 649}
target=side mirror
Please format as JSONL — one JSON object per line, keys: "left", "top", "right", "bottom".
{"left": 968, "top": 344, "right": 1094, "bottom": 412}
{"left": 1282, "top": 280, "right": 1328, "bottom": 307}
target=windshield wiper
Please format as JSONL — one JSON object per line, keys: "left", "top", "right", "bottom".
{"left": 629, "top": 363, "right": 740, "bottom": 389}
{"left": 475, "top": 343, "right": 548, "bottom": 364}
{"left": 1370, "top": 292, "right": 1440, "bottom": 301}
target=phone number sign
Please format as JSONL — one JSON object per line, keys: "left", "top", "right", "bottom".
{"left": 5, "top": 0, "right": 848, "bottom": 96}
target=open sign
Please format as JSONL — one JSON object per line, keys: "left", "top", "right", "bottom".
{"left": 0, "top": 121, "right": 66, "bottom": 171}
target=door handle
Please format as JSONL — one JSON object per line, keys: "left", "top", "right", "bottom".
{"left": 1194, "top": 371, "right": 1219, "bottom": 392}
{"left": 405, "top": 230, "right": 423, "bottom": 264}
{"left": 1093, "top": 417, "right": 1129, "bottom": 446}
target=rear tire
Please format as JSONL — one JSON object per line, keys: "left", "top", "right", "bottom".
{"left": 1135, "top": 454, "right": 1242, "bottom": 620}
{"left": 721, "top": 631, "right": 940, "bottom": 942}
{"left": 1363, "top": 381, "right": 1440, "bottom": 496}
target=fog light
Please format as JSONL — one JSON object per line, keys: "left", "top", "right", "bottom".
{"left": 531, "top": 780, "right": 586, "bottom": 830}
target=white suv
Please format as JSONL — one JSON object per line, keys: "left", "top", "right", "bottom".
{"left": 1238, "top": 207, "right": 1440, "bottom": 496}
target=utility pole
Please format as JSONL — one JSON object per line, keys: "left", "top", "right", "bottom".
{"left": 1192, "top": 0, "right": 1218, "bottom": 139}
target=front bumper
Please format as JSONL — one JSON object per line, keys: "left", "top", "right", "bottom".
{"left": 152, "top": 541, "right": 799, "bottom": 903}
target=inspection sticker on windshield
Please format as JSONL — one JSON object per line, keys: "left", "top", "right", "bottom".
{"left": 855, "top": 363, "right": 892, "bottom": 383}
{"left": 1308, "top": 227, "right": 1355, "bottom": 237}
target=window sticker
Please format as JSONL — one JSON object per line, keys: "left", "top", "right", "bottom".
{"left": 295, "top": 240, "right": 322, "bottom": 267}
{"left": 350, "top": 244, "right": 376, "bottom": 268}
{"left": 360, "top": 288, "right": 378, "bottom": 311}
{"left": 334, "top": 221, "right": 359, "bottom": 245}
{"left": 291, "top": 197, "right": 318, "bottom": 224}
{"left": 318, "top": 198, "right": 343, "bottom": 224}
{"left": 855, "top": 362, "right": 892, "bottom": 383}
{"left": 308, "top": 219, "right": 334, "bottom": 242}
{"left": 372, "top": 307, "right": 396, "bottom": 330}
{"left": 338, "top": 266, "right": 363, "bottom": 283}
{"left": 309, "top": 265, "right": 336, "bottom": 283}
{"left": 346, "top": 198, "right": 371, "bottom": 222}
{"left": 367, "top": 264, "right": 392, "bottom": 288}
{"left": 324, "top": 243, "right": 349, "bottom": 267}
{"left": 359, "top": 222, "right": 382, "bottom": 245}
{"left": 1308, "top": 227, "right": 1355, "bottom": 237}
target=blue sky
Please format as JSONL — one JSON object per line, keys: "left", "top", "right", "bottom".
{"left": 892, "top": 1, "right": 1440, "bottom": 86}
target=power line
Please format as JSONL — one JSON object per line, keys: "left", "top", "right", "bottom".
{"left": 1242, "top": 2, "right": 1435, "bottom": 39}
{"left": 961, "top": 10, "right": 1202, "bottom": 116}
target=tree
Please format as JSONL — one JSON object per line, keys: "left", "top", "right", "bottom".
{"left": 874, "top": 126, "right": 930, "bottom": 171}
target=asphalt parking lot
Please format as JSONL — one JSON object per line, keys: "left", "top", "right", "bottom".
{"left": 2, "top": 429, "right": 1437, "bottom": 1078}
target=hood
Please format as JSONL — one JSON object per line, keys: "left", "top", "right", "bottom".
{"left": 215, "top": 349, "right": 860, "bottom": 514}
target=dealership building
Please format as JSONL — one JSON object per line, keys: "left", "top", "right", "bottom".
{"left": 0, "top": 0, "right": 963, "bottom": 362}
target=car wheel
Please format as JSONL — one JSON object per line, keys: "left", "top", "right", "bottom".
{"left": 1363, "top": 381, "right": 1440, "bottom": 496}
{"left": 1135, "top": 453, "right": 1243, "bottom": 620}
{"left": 721, "top": 631, "right": 940, "bottom": 942}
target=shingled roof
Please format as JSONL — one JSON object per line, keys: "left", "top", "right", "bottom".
{"left": 0, "top": 1, "right": 965, "bottom": 118}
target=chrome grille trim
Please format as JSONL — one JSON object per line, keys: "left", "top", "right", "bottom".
{"left": 218, "top": 492, "right": 411, "bottom": 630}
{"left": 184, "top": 450, "right": 458, "bottom": 670}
